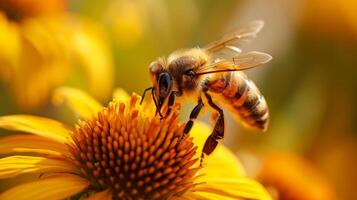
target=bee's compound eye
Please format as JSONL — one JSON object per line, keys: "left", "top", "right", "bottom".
{"left": 158, "top": 72, "right": 172, "bottom": 96}
{"left": 149, "top": 62, "right": 162, "bottom": 74}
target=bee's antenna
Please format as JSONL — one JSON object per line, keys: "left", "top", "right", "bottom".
{"left": 140, "top": 86, "right": 153, "bottom": 104}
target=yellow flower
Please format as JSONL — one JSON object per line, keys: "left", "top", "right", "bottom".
{"left": 105, "top": 0, "right": 144, "bottom": 47}
{"left": 257, "top": 152, "right": 336, "bottom": 200}
{"left": 0, "top": 87, "right": 271, "bottom": 200}
{"left": 0, "top": 0, "right": 114, "bottom": 110}
{"left": 301, "top": 0, "right": 357, "bottom": 40}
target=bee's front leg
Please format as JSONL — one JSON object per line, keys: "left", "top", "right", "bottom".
{"left": 151, "top": 88, "right": 164, "bottom": 118}
{"left": 201, "top": 91, "right": 224, "bottom": 167}
{"left": 140, "top": 87, "right": 153, "bottom": 104}
{"left": 162, "top": 91, "right": 182, "bottom": 119}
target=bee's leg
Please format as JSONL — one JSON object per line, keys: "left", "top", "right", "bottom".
{"left": 162, "top": 91, "right": 182, "bottom": 119}
{"left": 140, "top": 87, "right": 153, "bottom": 104}
{"left": 183, "top": 97, "right": 204, "bottom": 136}
{"left": 151, "top": 88, "right": 163, "bottom": 118}
{"left": 201, "top": 91, "right": 224, "bottom": 167}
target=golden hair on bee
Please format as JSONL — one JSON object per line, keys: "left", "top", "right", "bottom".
{"left": 167, "top": 48, "right": 210, "bottom": 65}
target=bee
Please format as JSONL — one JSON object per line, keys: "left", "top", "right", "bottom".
{"left": 141, "top": 21, "right": 272, "bottom": 164}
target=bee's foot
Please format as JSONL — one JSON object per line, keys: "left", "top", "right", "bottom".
{"left": 199, "top": 153, "right": 206, "bottom": 168}
{"left": 178, "top": 133, "right": 188, "bottom": 142}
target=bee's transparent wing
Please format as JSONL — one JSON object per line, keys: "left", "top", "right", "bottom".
{"left": 195, "top": 51, "right": 272, "bottom": 75}
{"left": 203, "top": 20, "right": 264, "bottom": 57}
{"left": 232, "top": 51, "right": 272, "bottom": 69}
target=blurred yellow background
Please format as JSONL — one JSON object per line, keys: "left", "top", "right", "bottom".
{"left": 0, "top": 0, "right": 356, "bottom": 199}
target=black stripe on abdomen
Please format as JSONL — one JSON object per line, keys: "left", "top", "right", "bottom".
{"left": 234, "top": 77, "right": 247, "bottom": 100}
{"left": 234, "top": 80, "right": 269, "bottom": 131}
{"left": 241, "top": 95, "right": 269, "bottom": 130}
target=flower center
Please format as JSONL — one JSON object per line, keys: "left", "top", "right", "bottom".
{"left": 69, "top": 95, "right": 198, "bottom": 200}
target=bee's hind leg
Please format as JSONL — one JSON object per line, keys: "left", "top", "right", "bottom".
{"left": 200, "top": 91, "right": 224, "bottom": 167}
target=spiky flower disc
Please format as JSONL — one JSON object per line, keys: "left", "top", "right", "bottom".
{"left": 69, "top": 95, "right": 198, "bottom": 200}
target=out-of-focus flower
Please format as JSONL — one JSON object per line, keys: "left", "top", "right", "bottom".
{"left": 300, "top": 0, "right": 357, "bottom": 40}
{"left": 104, "top": 0, "right": 198, "bottom": 48}
{"left": 0, "top": 0, "right": 114, "bottom": 111}
{"left": 105, "top": 0, "right": 144, "bottom": 47}
{"left": 257, "top": 152, "right": 336, "bottom": 200}
{"left": 0, "top": 87, "right": 271, "bottom": 200}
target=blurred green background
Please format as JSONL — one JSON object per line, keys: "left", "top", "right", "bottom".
{"left": 0, "top": 0, "right": 356, "bottom": 199}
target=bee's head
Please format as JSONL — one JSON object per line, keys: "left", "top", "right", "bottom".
{"left": 149, "top": 61, "right": 173, "bottom": 111}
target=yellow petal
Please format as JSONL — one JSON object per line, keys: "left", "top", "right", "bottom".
{"left": 84, "top": 189, "right": 112, "bottom": 200}
{"left": 52, "top": 87, "right": 103, "bottom": 120}
{"left": 191, "top": 177, "right": 272, "bottom": 200}
{"left": 0, "top": 156, "right": 77, "bottom": 179}
{"left": 185, "top": 192, "right": 238, "bottom": 200}
{"left": 0, "top": 174, "right": 89, "bottom": 200}
{"left": 112, "top": 87, "right": 130, "bottom": 103}
{"left": 68, "top": 16, "right": 114, "bottom": 102}
{"left": 0, "top": 115, "right": 71, "bottom": 143}
{"left": 171, "top": 196, "right": 195, "bottom": 200}
{"left": 12, "top": 17, "right": 72, "bottom": 111}
{"left": 0, "top": 135, "right": 69, "bottom": 156}
{"left": 0, "top": 13, "right": 21, "bottom": 82}
{"left": 190, "top": 121, "right": 246, "bottom": 177}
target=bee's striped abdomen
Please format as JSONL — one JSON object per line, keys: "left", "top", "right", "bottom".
{"left": 207, "top": 72, "right": 269, "bottom": 131}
